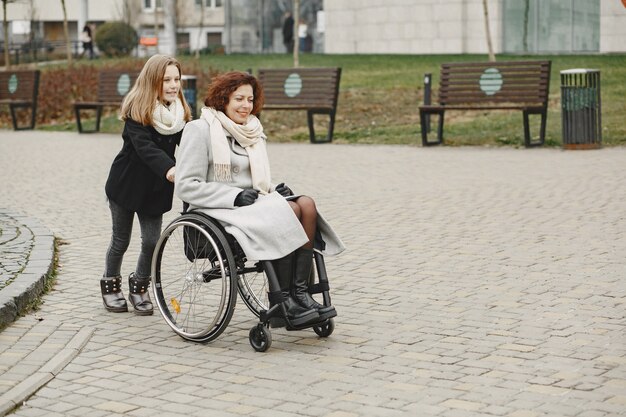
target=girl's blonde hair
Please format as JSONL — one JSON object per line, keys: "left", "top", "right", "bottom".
{"left": 119, "top": 54, "right": 192, "bottom": 125}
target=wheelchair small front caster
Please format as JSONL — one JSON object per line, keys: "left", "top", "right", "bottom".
{"left": 249, "top": 323, "right": 272, "bottom": 352}
{"left": 313, "top": 318, "right": 335, "bottom": 337}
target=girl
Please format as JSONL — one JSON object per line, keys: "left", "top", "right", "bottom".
{"left": 101, "top": 55, "right": 192, "bottom": 315}
{"left": 175, "top": 71, "right": 344, "bottom": 328}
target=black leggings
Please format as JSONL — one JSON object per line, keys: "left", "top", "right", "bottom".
{"left": 104, "top": 200, "right": 162, "bottom": 279}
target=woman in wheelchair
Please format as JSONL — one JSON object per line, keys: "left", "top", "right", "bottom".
{"left": 175, "top": 71, "right": 345, "bottom": 328}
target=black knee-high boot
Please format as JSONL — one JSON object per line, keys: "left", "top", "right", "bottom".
{"left": 271, "top": 253, "right": 319, "bottom": 328}
{"left": 293, "top": 248, "right": 337, "bottom": 321}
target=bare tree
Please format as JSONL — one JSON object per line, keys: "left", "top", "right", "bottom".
{"left": 60, "top": 0, "right": 72, "bottom": 65}
{"left": 195, "top": 0, "right": 205, "bottom": 59}
{"left": 2, "top": 0, "right": 16, "bottom": 68}
{"left": 293, "top": 0, "right": 299, "bottom": 67}
{"left": 482, "top": 0, "right": 496, "bottom": 62}
{"left": 523, "top": 0, "right": 530, "bottom": 52}
{"left": 163, "top": 0, "right": 176, "bottom": 56}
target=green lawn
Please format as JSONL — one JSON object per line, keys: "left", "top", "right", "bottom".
{"left": 39, "top": 53, "right": 626, "bottom": 147}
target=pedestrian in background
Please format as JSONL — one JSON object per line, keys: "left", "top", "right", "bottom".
{"left": 101, "top": 54, "right": 192, "bottom": 315}
{"left": 79, "top": 24, "right": 94, "bottom": 59}
{"left": 282, "top": 11, "right": 294, "bottom": 53}
{"left": 298, "top": 19, "right": 308, "bottom": 52}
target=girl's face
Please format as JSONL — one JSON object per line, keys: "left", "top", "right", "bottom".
{"left": 225, "top": 84, "right": 253, "bottom": 124}
{"left": 161, "top": 64, "right": 180, "bottom": 104}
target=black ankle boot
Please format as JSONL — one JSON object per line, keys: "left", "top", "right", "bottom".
{"left": 270, "top": 254, "right": 319, "bottom": 328}
{"left": 128, "top": 273, "right": 153, "bottom": 316}
{"left": 293, "top": 248, "right": 337, "bottom": 321}
{"left": 101, "top": 276, "right": 128, "bottom": 313}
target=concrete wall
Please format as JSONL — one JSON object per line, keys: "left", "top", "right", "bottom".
{"left": 323, "top": 0, "right": 502, "bottom": 54}
{"left": 600, "top": 1, "right": 626, "bottom": 53}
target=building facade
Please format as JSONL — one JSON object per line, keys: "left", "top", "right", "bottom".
{"left": 322, "top": 0, "right": 626, "bottom": 54}
{"left": 2, "top": 0, "right": 626, "bottom": 57}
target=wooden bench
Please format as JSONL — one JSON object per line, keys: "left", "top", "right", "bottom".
{"left": 0, "top": 70, "right": 40, "bottom": 130}
{"left": 419, "top": 60, "right": 552, "bottom": 147}
{"left": 74, "top": 70, "right": 138, "bottom": 133}
{"left": 258, "top": 67, "right": 341, "bottom": 143}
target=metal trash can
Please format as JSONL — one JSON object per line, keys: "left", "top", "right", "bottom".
{"left": 560, "top": 69, "right": 601, "bottom": 150}
{"left": 181, "top": 75, "right": 197, "bottom": 119}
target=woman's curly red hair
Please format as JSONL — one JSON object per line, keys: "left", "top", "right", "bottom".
{"left": 204, "top": 71, "right": 265, "bottom": 115}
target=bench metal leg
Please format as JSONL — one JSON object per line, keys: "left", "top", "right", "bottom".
{"left": 9, "top": 103, "right": 36, "bottom": 130}
{"left": 307, "top": 109, "right": 335, "bottom": 144}
{"left": 75, "top": 105, "right": 103, "bottom": 133}
{"left": 420, "top": 109, "right": 444, "bottom": 146}
{"left": 523, "top": 109, "right": 547, "bottom": 148}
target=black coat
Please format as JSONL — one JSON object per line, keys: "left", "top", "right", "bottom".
{"left": 105, "top": 119, "right": 182, "bottom": 215}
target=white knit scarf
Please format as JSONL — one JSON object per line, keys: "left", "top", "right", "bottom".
{"left": 152, "top": 98, "right": 186, "bottom": 135}
{"left": 201, "top": 107, "right": 272, "bottom": 194}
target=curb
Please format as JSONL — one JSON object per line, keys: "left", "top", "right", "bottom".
{"left": 0, "top": 210, "right": 55, "bottom": 330}
{"left": 0, "top": 326, "right": 94, "bottom": 416}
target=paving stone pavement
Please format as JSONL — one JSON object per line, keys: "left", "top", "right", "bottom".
{"left": 0, "top": 129, "right": 625, "bottom": 417}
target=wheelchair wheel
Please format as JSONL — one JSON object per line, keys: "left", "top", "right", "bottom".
{"left": 237, "top": 260, "right": 269, "bottom": 317}
{"left": 249, "top": 323, "right": 272, "bottom": 352}
{"left": 152, "top": 213, "right": 237, "bottom": 343}
{"left": 313, "top": 318, "right": 335, "bottom": 338}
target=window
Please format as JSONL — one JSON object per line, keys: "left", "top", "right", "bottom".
{"left": 144, "top": 0, "right": 163, "bottom": 10}
{"left": 503, "top": 0, "right": 599, "bottom": 53}
{"left": 196, "top": 0, "right": 221, "bottom": 8}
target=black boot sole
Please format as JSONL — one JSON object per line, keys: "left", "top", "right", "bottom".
{"left": 130, "top": 304, "right": 153, "bottom": 316}
{"left": 286, "top": 310, "right": 320, "bottom": 328}
{"left": 102, "top": 301, "right": 128, "bottom": 313}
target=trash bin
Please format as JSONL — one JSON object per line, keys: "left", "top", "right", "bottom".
{"left": 181, "top": 75, "right": 197, "bottom": 119}
{"left": 560, "top": 69, "right": 601, "bottom": 150}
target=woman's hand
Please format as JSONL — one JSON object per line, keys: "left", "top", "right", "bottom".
{"left": 234, "top": 189, "right": 259, "bottom": 206}
{"left": 275, "top": 183, "right": 293, "bottom": 197}
{"left": 166, "top": 166, "right": 176, "bottom": 183}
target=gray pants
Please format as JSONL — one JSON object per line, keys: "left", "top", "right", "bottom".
{"left": 104, "top": 200, "right": 162, "bottom": 279}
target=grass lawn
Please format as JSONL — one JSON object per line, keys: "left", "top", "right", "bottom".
{"left": 38, "top": 53, "right": 626, "bottom": 147}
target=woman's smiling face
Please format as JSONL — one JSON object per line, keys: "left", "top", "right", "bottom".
{"left": 225, "top": 84, "right": 254, "bottom": 124}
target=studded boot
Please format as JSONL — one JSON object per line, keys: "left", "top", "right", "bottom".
{"left": 100, "top": 276, "right": 128, "bottom": 313}
{"left": 270, "top": 253, "right": 319, "bottom": 328}
{"left": 292, "top": 248, "right": 337, "bottom": 321}
{"left": 128, "top": 273, "right": 153, "bottom": 316}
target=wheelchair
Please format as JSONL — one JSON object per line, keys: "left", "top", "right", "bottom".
{"left": 151, "top": 210, "right": 335, "bottom": 352}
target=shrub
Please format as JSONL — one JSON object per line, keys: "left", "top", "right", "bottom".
{"left": 95, "top": 22, "right": 138, "bottom": 57}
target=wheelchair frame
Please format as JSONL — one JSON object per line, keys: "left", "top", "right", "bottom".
{"left": 151, "top": 211, "right": 335, "bottom": 352}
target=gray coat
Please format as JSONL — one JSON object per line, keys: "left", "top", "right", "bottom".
{"left": 175, "top": 119, "right": 345, "bottom": 261}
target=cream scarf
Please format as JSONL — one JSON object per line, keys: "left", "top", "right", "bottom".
{"left": 152, "top": 98, "right": 186, "bottom": 135}
{"left": 201, "top": 107, "right": 272, "bottom": 194}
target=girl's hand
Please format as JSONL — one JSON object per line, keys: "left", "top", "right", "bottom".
{"left": 166, "top": 166, "right": 176, "bottom": 183}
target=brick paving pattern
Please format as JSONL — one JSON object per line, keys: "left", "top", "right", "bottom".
{"left": 0, "top": 130, "right": 624, "bottom": 417}
{"left": 0, "top": 212, "right": 33, "bottom": 290}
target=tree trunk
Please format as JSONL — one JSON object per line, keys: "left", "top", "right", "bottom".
{"left": 163, "top": 0, "right": 176, "bottom": 56}
{"left": 293, "top": 0, "right": 299, "bottom": 68}
{"left": 482, "top": 0, "right": 496, "bottom": 62}
{"left": 523, "top": 0, "right": 530, "bottom": 52}
{"left": 3, "top": 0, "right": 10, "bottom": 68}
{"left": 60, "top": 0, "right": 72, "bottom": 66}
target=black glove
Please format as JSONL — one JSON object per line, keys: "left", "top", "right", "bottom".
{"left": 234, "top": 189, "right": 259, "bottom": 206}
{"left": 275, "top": 182, "right": 293, "bottom": 197}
